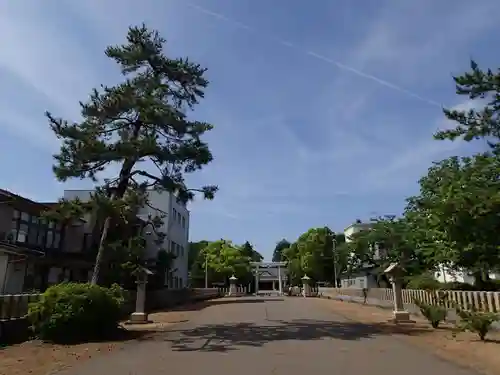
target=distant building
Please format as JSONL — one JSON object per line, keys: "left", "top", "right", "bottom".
{"left": 0, "top": 189, "right": 92, "bottom": 294}
{"left": 340, "top": 221, "right": 388, "bottom": 289}
{"left": 64, "top": 189, "right": 190, "bottom": 289}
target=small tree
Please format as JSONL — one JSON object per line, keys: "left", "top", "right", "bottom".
{"left": 47, "top": 25, "right": 218, "bottom": 284}
{"left": 455, "top": 305, "right": 500, "bottom": 341}
{"left": 414, "top": 297, "right": 447, "bottom": 329}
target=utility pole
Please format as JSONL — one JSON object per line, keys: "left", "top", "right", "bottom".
{"left": 204, "top": 253, "right": 208, "bottom": 288}
{"left": 332, "top": 236, "right": 338, "bottom": 288}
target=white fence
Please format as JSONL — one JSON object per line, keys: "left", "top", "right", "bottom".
{"left": 319, "top": 287, "right": 500, "bottom": 313}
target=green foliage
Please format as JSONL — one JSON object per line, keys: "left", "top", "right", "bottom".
{"left": 203, "top": 240, "right": 251, "bottom": 281}
{"left": 148, "top": 250, "right": 175, "bottom": 290}
{"left": 272, "top": 239, "right": 290, "bottom": 262}
{"left": 283, "top": 227, "right": 348, "bottom": 284}
{"left": 27, "top": 283, "right": 125, "bottom": 343}
{"left": 434, "top": 60, "right": 500, "bottom": 152}
{"left": 406, "top": 273, "right": 441, "bottom": 291}
{"left": 414, "top": 59, "right": 500, "bottom": 288}
{"left": 47, "top": 24, "right": 217, "bottom": 203}
{"left": 455, "top": 305, "right": 500, "bottom": 341}
{"left": 347, "top": 216, "right": 428, "bottom": 277}
{"left": 188, "top": 240, "right": 209, "bottom": 272}
{"left": 46, "top": 24, "right": 218, "bottom": 284}
{"left": 414, "top": 298, "right": 447, "bottom": 328}
{"left": 405, "top": 153, "right": 500, "bottom": 287}
{"left": 241, "top": 241, "right": 263, "bottom": 262}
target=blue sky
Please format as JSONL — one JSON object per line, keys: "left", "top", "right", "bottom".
{"left": 0, "top": 0, "right": 497, "bottom": 260}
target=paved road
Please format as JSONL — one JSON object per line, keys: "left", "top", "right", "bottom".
{"left": 60, "top": 297, "right": 478, "bottom": 375}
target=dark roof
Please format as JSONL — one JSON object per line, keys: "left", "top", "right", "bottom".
{"left": 258, "top": 267, "right": 288, "bottom": 280}
{"left": 0, "top": 189, "right": 55, "bottom": 214}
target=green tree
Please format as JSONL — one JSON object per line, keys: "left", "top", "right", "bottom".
{"left": 347, "top": 216, "right": 428, "bottom": 279}
{"left": 434, "top": 60, "right": 500, "bottom": 151}
{"left": 47, "top": 25, "right": 217, "bottom": 284}
{"left": 241, "top": 241, "right": 263, "bottom": 262}
{"left": 203, "top": 240, "right": 251, "bottom": 281}
{"left": 405, "top": 154, "right": 500, "bottom": 287}
{"left": 283, "top": 227, "right": 335, "bottom": 282}
{"left": 425, "top": 59, "right": 500, "bottom": 287}
{"left": 188, "top": 240, "right": 209, "bottom": 271}
{"left": 272, "top": 239, "right": 290, "bottom": 262}
{"left": 46, "top": 185, "right": 168, "bottom": 288}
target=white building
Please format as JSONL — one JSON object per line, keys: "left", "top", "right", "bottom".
{"left": 434, "top": 266, "right": 499, "bottom": 284}
{"left": 137, "top": 190, "right": 189, "bottom": 289}
{"left": 344, "top": 222, "right": 373, "bottom": 243}
{"left": 63, "top": 189, "right": 189, "bottom": 289}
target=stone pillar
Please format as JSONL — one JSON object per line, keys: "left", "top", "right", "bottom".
{"left": 130, "top": 279, "right": 149, "bottom": 323}
{"left": 390, "top": 277, "right": 411, "bottom": 322}
{"left": 254, "top": 267, "right": 259, "bottom": 295}
{"left": 229, "top": 275, "right": 237, "bottom": 296}
{"left": 384, "top": 263, "right": 413, "bottom": 323}
{"left": 278, "top": 266, "right": 283, "bottom": 295}
{"left": 302, "top": 275, "right": 311, "bottom": 297}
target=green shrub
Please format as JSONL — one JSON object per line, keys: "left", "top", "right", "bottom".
{"left": 27, "top": 282, "right": 125, "bottom": 343}
{"left": 414, "top": 298, "right": 447, "bottom": 328}
{"left": 455, "top": 305, "right": 500, "bottom": 341}
{"left": 440, "top": 281, "right": 476, "bottom": 291}
{"left": 406, "top": 273, "right": 441, "bottom": 291}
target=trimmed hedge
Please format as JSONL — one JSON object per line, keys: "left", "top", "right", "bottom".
{"left": 27, "top": 282, "right": 125, "bottom": 343}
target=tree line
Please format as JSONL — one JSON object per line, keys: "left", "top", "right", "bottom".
{"left": 188, "top": 240, "right": 263, "bottom": 287}
{"left": 272, "top": 61, "right": 500, "bottom": 291}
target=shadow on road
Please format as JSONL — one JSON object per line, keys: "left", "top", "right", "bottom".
{"left": 151, "top": 319, "right": 430, "bottom": 352}
{"left": 151, "top": 297, "right": 284, "bottom": 314}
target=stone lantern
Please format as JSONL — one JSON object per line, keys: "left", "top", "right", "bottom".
{"left": 228, "top": 275, "right": 238, "bottom": 296}
{"left": 129, "top": 266, "right": 154, "bottom": 324}
{"left": 384, "top": 262, "right": 413, "bottom": 323}
{"left": 301, "top": 275, "right": 311, "bottom": 297}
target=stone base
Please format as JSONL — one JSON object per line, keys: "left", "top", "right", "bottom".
{"left": 389, "top": 310, "right": 415, "bottom": 323}
{"left": 126, "top": 312, "right": 151, "bottom": 324}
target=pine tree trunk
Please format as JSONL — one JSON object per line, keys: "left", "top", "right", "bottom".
{"left": 90, "top": 216, "right": 112, "bottom": 285}
{"left": 90, "top": 123, "right": 141, "bottom": 285}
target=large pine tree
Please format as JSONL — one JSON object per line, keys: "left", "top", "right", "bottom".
{"left": 47, "top": 25, "right": 218, "bottom": 284}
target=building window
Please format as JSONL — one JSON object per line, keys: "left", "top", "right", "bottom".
{"left": 171, "top": 241, "right": 178, "bottom": 256}
{"left": 181, "top": 216, "right": 185, "bottom": 228}
{"left": 180, "top": 245, "right": 184, "bottom": 258}
{"left": 17, "top": 223, "right": 28, "bottom": 243}
{"left": 177, "top": 212, "right": 181, "bottom": 224}
{"left": 172, "top": 208, "right": 177, "bottom": 224}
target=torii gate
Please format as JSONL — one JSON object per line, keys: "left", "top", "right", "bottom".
{"left": 251, "top": 261, "right": 287, "bottom": 295}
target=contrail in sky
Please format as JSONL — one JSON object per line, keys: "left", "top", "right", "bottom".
{"left": 184, "top": 2, "right": 443, "bottom": 108}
